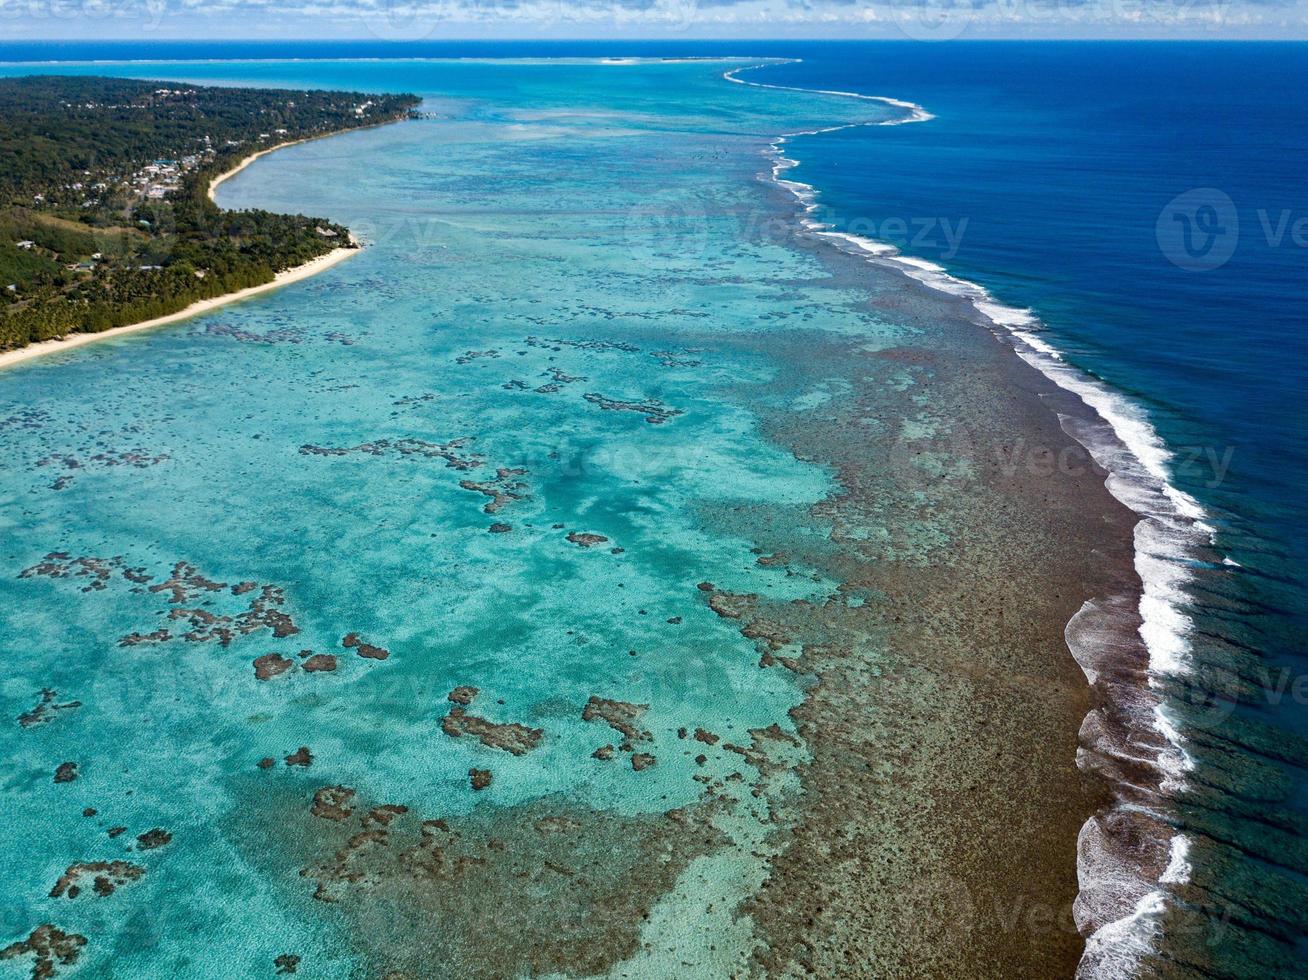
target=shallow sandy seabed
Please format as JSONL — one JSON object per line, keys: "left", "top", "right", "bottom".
{"left": 0, "top": 57, "right": 1142, "bottom": 980}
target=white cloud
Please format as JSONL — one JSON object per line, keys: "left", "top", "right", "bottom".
{"left": 2, "top": 0, "right": 1303, "bottom": 37}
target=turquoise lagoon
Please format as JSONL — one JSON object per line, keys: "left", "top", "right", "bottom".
{"left": 0, "top": 60, "right": 924, "bottom": 977}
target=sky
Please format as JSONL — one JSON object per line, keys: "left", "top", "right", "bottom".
{"left": 0, "top": 0, "right": 1304, "bottom": 40}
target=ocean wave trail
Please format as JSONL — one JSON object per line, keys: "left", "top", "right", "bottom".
{"left": 727, "top": 59, "right": 1221, "bottom": 980}
{"left": 723, "top": 61, "right": 934, "bottom": 128}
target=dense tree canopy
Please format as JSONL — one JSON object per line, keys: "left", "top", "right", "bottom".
{"left": 0, "top": 75, "right": 420, "bottom": 351}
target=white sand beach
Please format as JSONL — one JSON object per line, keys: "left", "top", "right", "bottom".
{"left": 0, "top": 139, "right": 362, "bottom": 372}
{"left": 206, "top": 135, "right": 327, "bottom": 201}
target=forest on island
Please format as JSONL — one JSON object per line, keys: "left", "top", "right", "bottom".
{"left": 0, "top": 75, "right": 420, "bottom": 351}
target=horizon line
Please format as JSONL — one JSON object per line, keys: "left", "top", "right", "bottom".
{"left": 6, "top": 36, "right": 1308, "bottom": 43}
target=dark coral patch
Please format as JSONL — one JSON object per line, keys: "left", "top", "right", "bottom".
{"left": 254, "top": 653, "right": 294, "bottom": 680}
{"left": 300, "top": 437, "right": 482, "bottom": 471}
{"left": 285, "top": 747, "right": 313, "bottom": 768}
{"left": 460, "top": 467, "right": 528, "bottom": 514}
{"left": 135, "top": 828, "right": 172, "bottom": 851}
{"left": 441, "top": 708, "right": 542, "bottom": 756}
{"left": 311, "top": 786, "right": 356, "bottom": 822}
{"left": 20, "top": 553, "right": 125, "bottom": 592}
{"left": 17, "top": 689, "right": 80, "bottom": 728}
{"left": 49, "top": 861, "right": 145, "bottom": 899}
{"left": 582, "top": 392, "right": 682, "bottom": 425}
{"left": 0, "top": 924, "right": 86, "bottom": 979}
{"left": 342, "top": 633, "right": 389, "bottom": 660}
{"left": 363, "top": 805, "right": 408, "bottom": 827}
{"left": 148, "top": 561, "right": 226, "bottom": 604}
{"left": 581, "top": 696, "right": 651, "bottom": 743}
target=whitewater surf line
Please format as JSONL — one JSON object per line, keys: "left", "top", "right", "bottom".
{"left": 725, "top": 58, "right": 1218, "bottom": 980}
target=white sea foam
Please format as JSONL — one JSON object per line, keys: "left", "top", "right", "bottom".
{"left": 1078, "top": 887, "right": 1168, "bottom": 980}
{"left": 1074, "top": 832, "right": 1193, "bottom": 980}
{"left": 1160, "top": 835, "right": 1192, "bottom": 885}
{"left": 724, "top": 61, "right": 935, "bottom": 127}
{"left": 732, "top": 59, "right": 1218, "bottom": 980}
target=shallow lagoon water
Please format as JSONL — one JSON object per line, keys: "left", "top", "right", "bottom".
{"left": 0, "top": 60, "right": 916, "bottom": 977}
{"left": 5, "top": 51, "right": 1301, "bottom": 980}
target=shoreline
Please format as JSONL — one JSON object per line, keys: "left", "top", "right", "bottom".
{"left": 206, "top": 129, "right": 368, "bottom": 202}
{"left": 0, "top": 126, "right": 385, "bottom": 373}
{"left": 0, "top": 243, "right": 359, "bottom": 371}
{"left": 207, "top": 114, "right": 416, "bottom": 202}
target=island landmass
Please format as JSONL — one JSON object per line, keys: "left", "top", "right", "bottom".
{"left": 0, "top": 75, "right": 420, "bottom": 356}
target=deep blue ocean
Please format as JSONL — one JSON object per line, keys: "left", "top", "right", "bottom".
{"left": 1, "top": 39, "right": 1305, "bottom": 977}
{"left": 759, "top": 39, "right": 1308, "bottom": 759}
{"left": 773, "top": 42, "right": 1308, "bottom": 610}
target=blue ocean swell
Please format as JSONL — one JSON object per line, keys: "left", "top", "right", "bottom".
{"left": 757, "top": 41, "right": 1308, "bottom": 980}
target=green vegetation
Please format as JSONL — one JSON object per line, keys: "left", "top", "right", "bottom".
{"left": 0, "top": 75, "right": 420, "bottom": 351}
